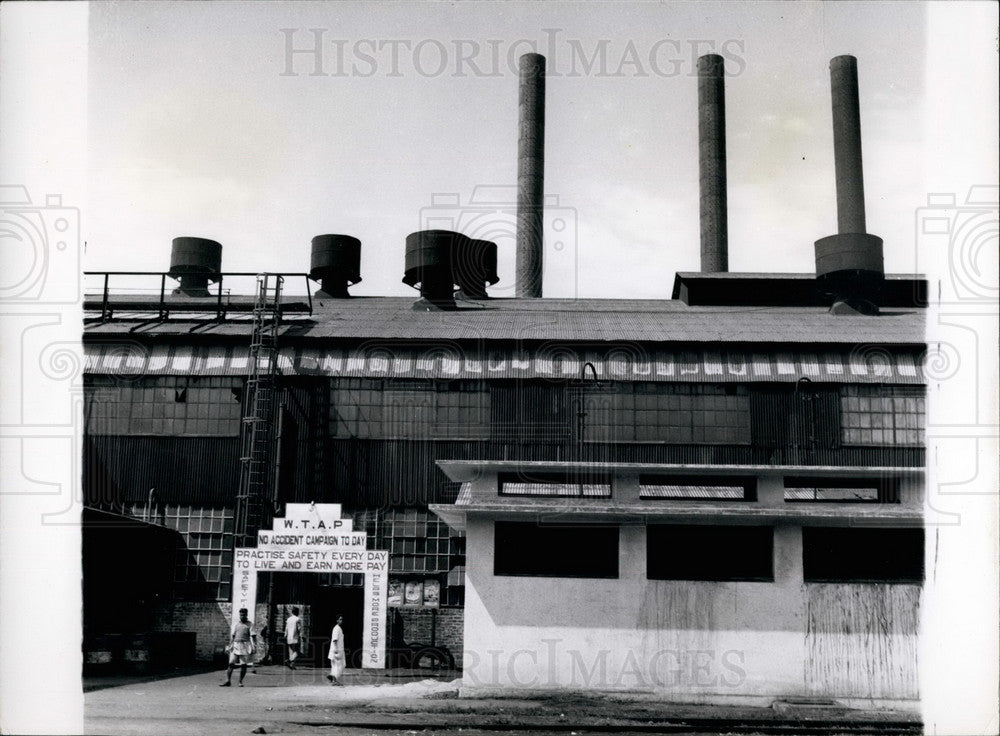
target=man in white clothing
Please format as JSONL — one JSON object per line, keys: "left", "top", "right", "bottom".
{"left": 326, "top": 614, "right": 346, "bottom": 686}
{"left": 283, "top": 606, "right": 302, "bottom": 670}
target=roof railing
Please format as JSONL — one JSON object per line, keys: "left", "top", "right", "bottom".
{"left": 82, "top": 271, "right": 314, "bottom": 322}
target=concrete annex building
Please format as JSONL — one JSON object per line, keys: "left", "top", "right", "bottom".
{"left": 81, "top": 54, "right": 926, "bottom": 708}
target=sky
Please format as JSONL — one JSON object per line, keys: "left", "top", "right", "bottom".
{"left": 81, "top": 1, "right": 980, "bottom": 299}
{"left": 0, "top": 3, "right": 997, "bottom": 734}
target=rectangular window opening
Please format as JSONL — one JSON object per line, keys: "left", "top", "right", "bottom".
{"left": 640, "top": 475, "right": 755, "bottom": 501}
{"left": 499, "top": 472, "right": 611, "bottom": 498}
{"left": 802, "top": 527, "right": 924, "bottom": 583}
{"left": 494, "top": 521, "right": 619, "bottom": 578}
{"left": 647, "top": 525, "right": 773, "bottom": 581}
{"left": 784, "top": 476, "right": 899, "bottom": 503}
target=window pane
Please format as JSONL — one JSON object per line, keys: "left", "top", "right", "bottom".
{"left": 840, "top": 386, "right": 925, "bottom": 447}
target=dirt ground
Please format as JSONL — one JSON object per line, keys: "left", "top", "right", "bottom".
{"left": 83, "top": 664, "right": 921, "bottom": 736}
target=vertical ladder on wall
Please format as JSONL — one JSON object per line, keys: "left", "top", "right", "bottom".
{"left": 234, "top": 274, "right": 284, "bottom": 549}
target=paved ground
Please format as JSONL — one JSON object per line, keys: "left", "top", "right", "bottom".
{"left": 84, "top": 665, "right": 922, "bottom": 736}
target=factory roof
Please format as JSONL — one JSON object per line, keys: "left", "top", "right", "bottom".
{"left": 83, "top": 294, "right": 925, "bottom": 345}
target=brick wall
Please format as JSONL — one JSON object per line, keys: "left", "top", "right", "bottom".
{"left": 394, "top": 607, "right": 464, "bottom": 668}
{"left": 152, "top": 601, "right": 270, "bottom": 662}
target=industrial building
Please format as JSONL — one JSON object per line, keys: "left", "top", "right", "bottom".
{"left": 81, "top": 53, "right": 925, "bottom": 708}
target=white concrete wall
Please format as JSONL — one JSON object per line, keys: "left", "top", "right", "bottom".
{"left": 462, "top": 517, "right": 919, "bottom": 703}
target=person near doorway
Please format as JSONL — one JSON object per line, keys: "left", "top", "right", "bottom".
{"left": 284, "top": 606, "right": 302, "bottom": 669}
{"left": 221, "top": 608, "right": 256, "bottom": 687}
{"left": 326, "top": 614, "right": 346, "bottom": 686}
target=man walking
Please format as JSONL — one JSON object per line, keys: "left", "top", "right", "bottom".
{"left": 221, "top": 608, "right": 255, "bottom": 687}
{"left": 326, "top": 614, "right": 346, "bottom": 686}
{"left": 283, "top": 606, "right": 302, "bottom": 669}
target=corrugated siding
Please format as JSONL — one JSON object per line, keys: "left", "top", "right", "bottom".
{"left": 83, "top": 344, "right": 926, "bottom": 384}
{"left": 308, "top": 440, "right": 924, "bottom": 507}
{"left": 751, "top": 386, "right": 840, "bottom": 456}
{"left": 491, "top": 384, "right": 571, "bottom": 441}
{"left": 83, "top": 374, "right": 925, "bottom": 510}
{"left": 85, "top": 436, "right": 240, "bottom": 506}
{"left": 85, "top": 431, "right": 923, "bottom": 511}
{"left": 279, "top": 382, "right": 329, "bottom": 507}
{"left": 320, "top": 440, "right": 489, "bottom": 507}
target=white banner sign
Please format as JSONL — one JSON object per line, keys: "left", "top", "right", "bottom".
{"left": 257, "top": 530, "right": 365, "bottom": 547}
{"left": 231, "top": 503, "right": 389, "bottom": 668}
{"left": 235, "top": 547, "right": 386, "bottom": 573}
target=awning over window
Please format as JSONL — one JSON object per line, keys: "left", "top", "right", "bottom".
{"left": 84, "top": 344, "right": 924, "bottom": 384}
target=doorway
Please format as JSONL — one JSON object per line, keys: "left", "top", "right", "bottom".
{"left": 311, "top": 586, "right": 365, "bottom": 668}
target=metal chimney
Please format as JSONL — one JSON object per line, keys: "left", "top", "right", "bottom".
{"left": 814, "top": 55, "right": 884, "bottom": 314}
{"left": 698, "top": 54, "right": 728, "bottom": 273}
{"left": 515, "top": 53, "right": 545, "bottom": 298}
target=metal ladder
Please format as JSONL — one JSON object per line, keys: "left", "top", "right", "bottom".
{"left": 234, "top": 274, "right": 283, "bottom": 549}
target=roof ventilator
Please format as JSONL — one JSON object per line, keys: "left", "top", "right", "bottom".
{"left": 168, "top": 236, "right": 222, "bottom": 297}
{"left": 310, "top": 234, "right": 361, "bottom": 298}
{"left": 403, "top": 230, "right": 462, "bottom": 310}
{"left": 455, "top": 238, "right": 499, "bottom": 300}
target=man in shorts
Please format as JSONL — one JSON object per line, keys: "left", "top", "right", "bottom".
{"left": 221, "top": 608, "right": 255, "bottom": 687}
{"left": 284, "top": 606, "right": 302, "bottom": 669}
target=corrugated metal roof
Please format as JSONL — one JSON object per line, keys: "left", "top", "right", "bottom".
{"left": 83, "top": 296, "right": 925, "bottom": 344}
{"left": 83, "top": 343, "right": 925, "bottom": 383}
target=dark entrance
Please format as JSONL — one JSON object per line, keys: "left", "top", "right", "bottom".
{"left": 271, "top": 573, "right": 368, "bottom": 668}
{"left": 311, "top": 586, "right": 365, "bottom": 668}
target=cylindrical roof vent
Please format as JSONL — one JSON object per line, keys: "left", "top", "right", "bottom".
{"left": 403, "top": 230, "right": 461, "bottom": 308}
{"left": 455, "top": 238, "right": 499, "bottom": 299}
{"left": 814, "top": 55, "right": 884, "bottom": 315}
{"left": 310, "top": 234, "right": 361, "bottom": 298}
{"left": 169, "top": 236, "right": 222, "bottom": 297}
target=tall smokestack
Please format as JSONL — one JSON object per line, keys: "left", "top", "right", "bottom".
{"left": 814, "top": 55, "right": 884, "bottom": 315}
{"left": 515, "top": 53, "right": 545, "bottom": 298}
{"left": 698, "top": 54, "right": 728, "bottom": 273}
{"left": 830, "top": 55, "right": 867, "bottom": 234}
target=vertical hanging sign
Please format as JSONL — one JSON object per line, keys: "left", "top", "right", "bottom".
{"left": 231, "top": 550, "right": 259, "bottom": 629}
{"left": 363, "top": 551, "right": 389, "bottom": 668}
